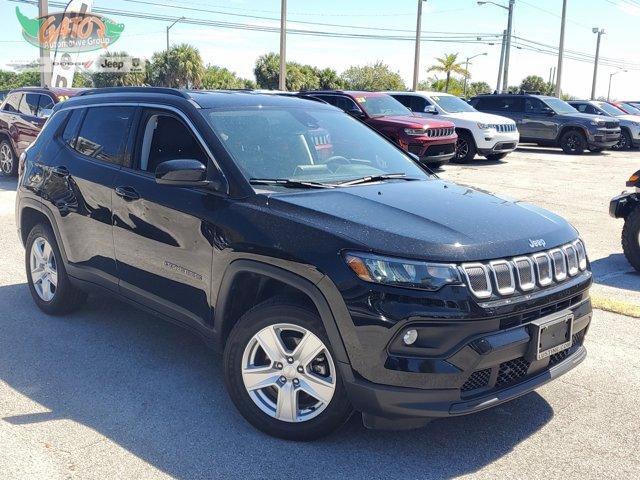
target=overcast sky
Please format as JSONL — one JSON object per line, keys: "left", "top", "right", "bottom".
{"left": 1, "top": 0, "right": 638, "bottom": 100}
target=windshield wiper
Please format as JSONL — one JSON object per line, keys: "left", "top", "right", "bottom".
{"left": 337, "top": 173, "right": 419, "bottom": 186}
{"left": 249, "top": 178, "right": 336, "bottom": 189}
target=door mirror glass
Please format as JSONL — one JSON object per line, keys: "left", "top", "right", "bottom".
{"left": 155, "top": 159, "right": 209, "bottom": 186}
{"left": 424, "top": 105, "right": 438, "bottom": 114}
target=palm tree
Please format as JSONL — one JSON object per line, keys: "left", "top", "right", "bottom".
{"left": 427, "top": 53, "right": 470, "bottom": 93}
{"left": 149, "top": 43, "right": 204, "bottom": 88}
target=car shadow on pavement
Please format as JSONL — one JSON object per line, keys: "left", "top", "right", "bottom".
{"left": 591, "top": 254, "right": 640, "bottom": 292}
{"left": 516, "top": 145, "right": 611, "bottom": 156}
{"left": 0, "top": 176, "right": 17, "bottom": 191}
{"left": 0, "top": 283, "right": 554, "bottom": 479}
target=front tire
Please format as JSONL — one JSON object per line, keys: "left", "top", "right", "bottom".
{"left": 560, "top": 130, "right": 587, "bottom": 154}
{"left": 622, "top": 208, "right": 640, "bottom": 272}
{"left": 25, "top": 223, "right": 87, "bottom": 314}
{"left": 0, "top": 139, "right": 17, "bottom": 176}
{"left": 453, "top": 131, "right": 476, "bottom": 163}
{"left": 223, "top": 299, "right": 353, "bottom": 440}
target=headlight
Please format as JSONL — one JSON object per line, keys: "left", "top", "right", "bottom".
{"left": 344, "top": 252, "right": 461, "bottom": 291}
{"left": 404, "top": 127, "right": 426, "bottom": 136}
{"left": 590, "top": 120, "right": 606, "bottom": 127}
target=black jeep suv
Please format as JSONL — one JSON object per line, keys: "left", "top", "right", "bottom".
{"left": 16, "top": 87, "right": 592, "bottom": 440}
{"left": 470, "top": 93, "right": 620, "bottom": 154}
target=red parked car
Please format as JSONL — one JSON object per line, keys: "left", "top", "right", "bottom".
{"left": 610, "top": 101, "right": 640, "bottom": 116}
{"left": 0, "top": 87, "right": 84, "bottom": 176}
{"left": 301, "top": 91, "right": 457, "bottom": 168}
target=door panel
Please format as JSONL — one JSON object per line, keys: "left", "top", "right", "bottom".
{"left": 112, "top": 109, "right": 219, "bottom": 329}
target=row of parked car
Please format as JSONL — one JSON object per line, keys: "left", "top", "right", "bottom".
{"left": 1, "top": 86, "right": 638, "bottom": 177}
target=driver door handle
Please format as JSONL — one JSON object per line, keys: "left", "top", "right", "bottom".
{"left": 114, "top": 186, "right": 140, "bottom": 201}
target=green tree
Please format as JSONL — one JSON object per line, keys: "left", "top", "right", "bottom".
{"left": 253, "top": 53, "right": 337, "bottom": 91}
{"left": 427, "top": 53, "right": 469, "bottom": 93}
{"left": 254, "top": 52, "right": 280, "bottom": 89}
{"left": 90, "top": 51, "right": 146, "bottom": 88}
{"left": 149, "top": 44, "right": 204, "bottom": 88}
{"left": 520, "top": 75, "right": 553, "bottom": 94}
{"left": 202, "top": 65, "right": 251, "bottom": 89}
{"left": 317, "top": 68, "right": 344, "bottom": 89}
{"left": 468, "top": 81, "right": 492, "bottom": 97}
{"left": 428, "top": 76, "right": 465, "bottom": 97}
{"left": 340, "top": 61, "right": 406, "bottom": 91}
{"left": 73, "top": 71, "right": 92, "bottom": 87}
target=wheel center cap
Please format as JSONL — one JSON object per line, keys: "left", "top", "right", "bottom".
{"left": 282, "top": 365, "right": 296, "bottom": 379}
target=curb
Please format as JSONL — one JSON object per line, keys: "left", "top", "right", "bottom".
{"left": 591, "top": 294, "right": 640, "bottom": 318}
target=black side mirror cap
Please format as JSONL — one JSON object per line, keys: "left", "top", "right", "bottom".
{"left": 347, "top": 109, "right": 365, "bottom": 119}
{"left": 155, "top": 159, "right": 210, "bottom": 187}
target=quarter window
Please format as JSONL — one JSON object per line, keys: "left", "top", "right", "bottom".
{"left": 74, "top": 106, "right": 135, "bottom": 165}
{"left": 138, "top": 113, "right": 208, "bottom": 173}
{"left": 3, "top": 93, "right": 22, "bottom": 113}
{"left": 61, "top": 109, "right": 85, "bottom": 147}
{"left": 38, "top": 96, "right": 55, "bottom": 116}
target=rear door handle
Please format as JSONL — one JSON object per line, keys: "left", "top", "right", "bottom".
{"left": 51, "top": 166, "right": 69, "bottom": 177}
{"left": 114, "top": 186, "right": 140, "bottom": 201}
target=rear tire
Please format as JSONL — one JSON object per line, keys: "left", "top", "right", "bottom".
{"left": 223, "top": 299, "right": 353, "bottom": 440}
{"left": 559, "top": 130, "right": 587, "bottom": 154}
{"left": 485, "top": 153, "right": 508, "bottom": 161}
{"left": 0, "top": 139, "right": 17, "bottom": 177}
{"left": 622, "top": 207, "right": 640, "bottom": 272}
{"left": 453, "top": 131, "right": 476, "bottom": 163}
{"left": 25, "top": 223, "right": 87, "bottom": 315}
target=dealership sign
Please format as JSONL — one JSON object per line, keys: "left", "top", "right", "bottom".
{"left": 15, "top": 6, "right": 124, "bottom": 52}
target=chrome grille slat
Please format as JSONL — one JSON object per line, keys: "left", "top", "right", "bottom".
{"left": 462, "top": 240, "right": 588, "bottom": 300}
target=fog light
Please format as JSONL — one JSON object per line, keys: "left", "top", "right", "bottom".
{"left": 403, "top": 329, "right": 418, "bottom": 345}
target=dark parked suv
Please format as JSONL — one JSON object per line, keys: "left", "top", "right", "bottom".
{"left": 470, "top": 93, "right": 620, "bottom": 154}
{"left": 16, "top": 87, "right": 592, "bottom": 440}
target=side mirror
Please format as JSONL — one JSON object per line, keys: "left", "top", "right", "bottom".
{"left": 155, "top": 159, "right": 209, "bottom": 187}
{"left": 347, "top": 108, "right": 365, "bottom": 119}
{"left": 543, "top": 108, "right": 555, "bottom": 116}
{"left": 424, "top": 105, "right": 438, "bottom": 114}
{"left": 408, "top": 152, "right": 420, "bottom": 162}
{"left": 39, "top": 108, "right": 53, "bottom": 119}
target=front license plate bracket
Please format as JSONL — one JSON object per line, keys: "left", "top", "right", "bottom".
{"left": 528, "top": 312, "right": 574, "bottom": 361}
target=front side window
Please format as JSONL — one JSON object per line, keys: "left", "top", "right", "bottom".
{"left": 38, "top": 96, "right": 55, "bottom": 117}
{"left": 138, "top": 113, "right": 208, "bottom": 173}
{"left": 593, "top": 102, "right": 624, "bottom": 116}
{"left": 74, "top": 106, "right": 135, "bottom": 165}
{"left": 356, "top": 95, "right": 412, "bottom": 117}
{"left": 431, "top": 95, "right": 475, "bottom": 113}
{"left": 3, "top": 93, "right": 22, "bottom": 113}
{"left": 202, "top": 107, "right": 429, "bottom": 185}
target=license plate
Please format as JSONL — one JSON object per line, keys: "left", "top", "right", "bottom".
{"left": 530, "top": 312, "right": 573, "bottom": 361}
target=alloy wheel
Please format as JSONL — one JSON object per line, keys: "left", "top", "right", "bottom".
{"left": 565, "top": 133, "right": 579, "bottom": 151}
{"left": 241, "top": 323, "right": 336, "bottom": 423}
{"left": 0, "top": 143, "right": 13, "bottom": 174}
{"left": 30, "top": 237, "right": 58, "bottom": 301}
{"left": 616, "top": 134, "right": 628, "bottom": 150}
{"left": 455, "top": 138, "right": 469, "bottom": 160}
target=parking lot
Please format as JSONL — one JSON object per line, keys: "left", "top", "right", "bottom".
{"left": 1, "top": 147, "right": 639, "bottom": 479}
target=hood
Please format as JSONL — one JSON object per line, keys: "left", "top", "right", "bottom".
{"left": 616, "top": 114, "right": 640, "bottom": 124}
{"left": 370, "top": 115, "right": 454, "bottom": 129}
{"left": 266, "top": 180, "right": 577, "bottom": 262}
{"left": 440, "top": 111, "right": 515, "bottom": 124}
{"left": 561, "top": 111, "right": 617, "bottom": 123}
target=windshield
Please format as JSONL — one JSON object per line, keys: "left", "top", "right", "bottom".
{"left": 357, "top": 95, "right": 413, "bottom": 117}
{"left": 201, "top": 107, "right": 429, "bottom": 186}
{"left": 594, "top": 101, "right": 625, "bottom": 116}
{"left": 620, "top": 103, "right": 640, "bottom": 115}
{"left": 430, "top": 95, "right": 476, "bottom": 113}
{"left": 544, "top": 98, "right": 578, "bottom": 115}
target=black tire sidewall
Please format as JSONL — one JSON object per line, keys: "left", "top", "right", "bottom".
{"left": 622, "top": 208, "right": 640, "bottom": 272}
{"left": 560, "top": 131, "right": 586, "bottom": 154}
{"left": 223, "top": 302, "right": 353, "bottom": 440}
{"left": 454, "top": 131, "right": 476, "bottom": 163}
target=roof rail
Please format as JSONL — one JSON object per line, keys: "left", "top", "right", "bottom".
{"left": 75, "top": 87, "right": 191, "bottom": 99}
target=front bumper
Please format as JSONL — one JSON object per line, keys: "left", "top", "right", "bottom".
{"left": 588, "top": 128, "right": 620, "bottom": 148}
{"left": 405, "top": 137, "right": 458, "bottom": 165}
{"left": 475, "top": 130, "right": 520, "bottom": 155}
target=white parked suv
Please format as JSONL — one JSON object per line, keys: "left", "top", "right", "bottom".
{"left": 388, "top": 91, "right": 519, "bottom": 162}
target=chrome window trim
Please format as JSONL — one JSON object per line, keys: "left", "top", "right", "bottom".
{"left": 549, "top": 248, "right": 568, "bottom": 282}
{"left": 532, "top": 252, "right": 553, "bottom": 287}
{"left": 513, "top": 256, "right": 536, "bottom": 291}
{"left": 461, "top": 263, "right": 492, "bottom": 299}
{"left": 489, "top": 259, "right": 515, "bottom": 295}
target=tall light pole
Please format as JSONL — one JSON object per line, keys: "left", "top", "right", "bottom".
{"left": 496, "top": 29, "right": 506, "bottom": 92}
{"left": 166, "top": 16, "right": 184, "bottom": 52}
{"left": 608, "top": 69, "right": 627, "bottom": 101}
{"left": 279, "top": 0, "right": 287, "bottom": 91}
{"left": 463, "top": 52, "right": 487, "bottom": 98}
{"left": 38, "top": 0, "right": 49, "bottom": 86}
{"left": 555, "top": 0, "right": 568, "bottom": 97}
{"left": 591, "top": 28, "right": 605, "bottom": 100}
{"left": 478, "top": 1, "right": 514, "bottom": 92}
{"left": 413, "top": 0, "right": 427, "bottom": 91}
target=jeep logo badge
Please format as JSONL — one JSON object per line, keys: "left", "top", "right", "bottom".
{"left": 529, "top": 238, "right": 546, "bottom": 248}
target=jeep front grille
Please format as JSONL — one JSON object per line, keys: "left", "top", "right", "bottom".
{"left": 493, "top": 123, "right": 517, "bottom": 133}
{"left": 426, "top": 127, "right": 455, "bottom": 138}
{"left": 461, "top": 239, "right": 587, "bottom": 299}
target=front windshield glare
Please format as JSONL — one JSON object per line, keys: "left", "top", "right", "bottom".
{"left": 620, "top": 103, "right": 640, "bottom": 115}
{"left": 431, "top": 95, "right": 476, "bottom": 113}
{"left": 202, "top": 107, "right": 429, "bottom": 185}
{"left": 358, "top": 95, "right": 412, "bottom": 117}
{"left": 595, "top": 101, "right": 624, "bottom": 116}
{"left": 544, "top": 98, "right": 577, "bottom": 114}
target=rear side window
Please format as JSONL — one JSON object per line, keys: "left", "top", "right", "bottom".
{"left": 38, "top": 95, "right": 55, "bottom": 116}
{"left": 475, "top": 97, "right": 523, "bottom": 113}
{"left": 335, "top": 96, "right": 360, "bottom": 112}
{"left": 3, "top": 93, "right": 22, "bottom": 113}
{"left": 20, "top": 94, "right": 40, "bottom": 116}
{"left": 74, "top": 106, "right": 135, "bottom": 165}
{"left": 61, "top": 109, "right": 85, "bottom": 147}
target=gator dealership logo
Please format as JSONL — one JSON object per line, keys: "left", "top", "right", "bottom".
{"left": 15, "top": 6, "right": 124, "bottom": 52}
